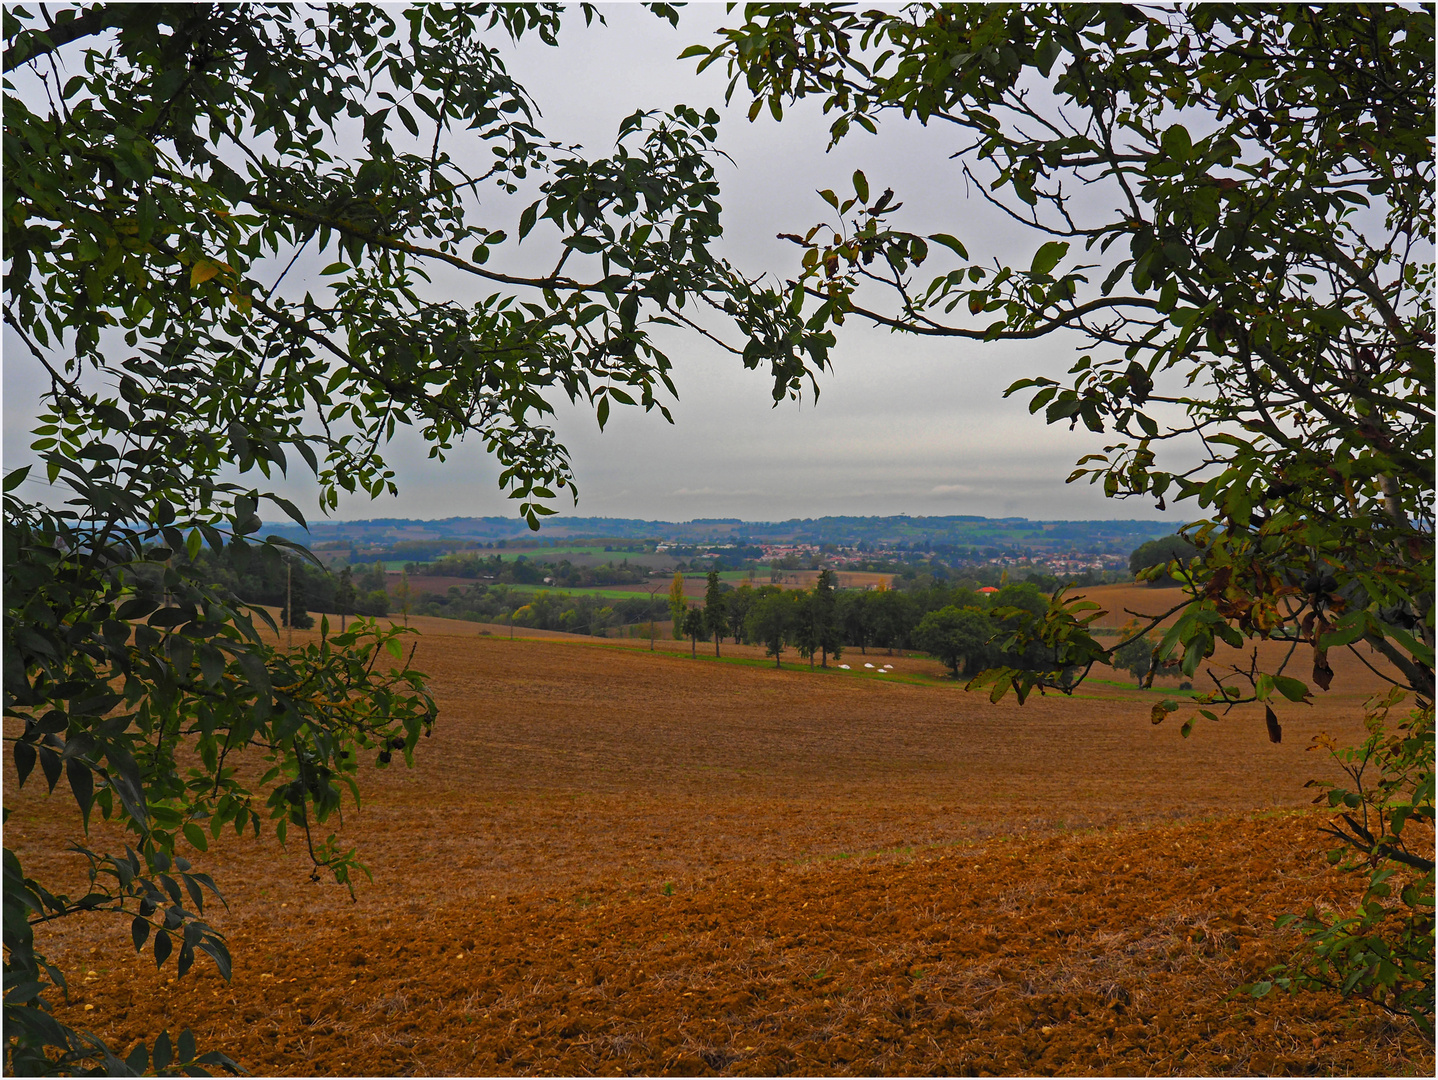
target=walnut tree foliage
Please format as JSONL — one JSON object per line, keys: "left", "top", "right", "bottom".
{"left": 692, "top": 2, "right": 1433, "bottom": 1019}
{"left": 2, "top": 3, "right": 832, "bottom": 1072}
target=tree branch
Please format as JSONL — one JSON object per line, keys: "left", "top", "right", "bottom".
{"left": 3, "top": 5, "right": 110, "bottom": 72}
{"left": 806, "top": 286, "right": 1162, "bottom": 340}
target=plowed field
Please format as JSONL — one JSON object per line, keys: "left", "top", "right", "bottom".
{"left": 6, "top": 608, "right": 1432, "bottom": 1077}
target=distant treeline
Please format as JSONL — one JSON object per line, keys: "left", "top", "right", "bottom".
{"left": 156, "top": 545, "right": 667, "bottom": 635}
{"left": 402, "top": 551, "right": 651, "bottom": 589}
{"left": 414, "top": 585, "right": 667, "bottom": 634}
{"left": 406, "top": 549, "right": 1128, "bottom": 591}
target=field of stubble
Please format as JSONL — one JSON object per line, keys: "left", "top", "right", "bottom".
{"left": 6, "top": 585, "right": 1432, "bottom": 1076}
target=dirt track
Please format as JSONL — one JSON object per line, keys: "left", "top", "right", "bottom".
{"left": 6, "top": 605, "right": 1432, "bottom": 1076}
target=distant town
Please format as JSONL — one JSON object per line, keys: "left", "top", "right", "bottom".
{"left": 260, "top": 513, "right": 1172, "bottom": 587}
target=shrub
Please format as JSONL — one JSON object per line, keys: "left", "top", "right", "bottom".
{"left": 1128, "top": 536, "right": 1200, "bottom": 586}
{"left": 912, "top": 606, "right": 993, "bottom": 678}
{"left": 1110, "top": 622, "right": 1159, "bottom": 683}
{"left": 1251, "top": 690, "right": 1435, "bottom": 1024}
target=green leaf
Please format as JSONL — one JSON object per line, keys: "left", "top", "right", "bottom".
{"left": 67, "top": 758, "right": 94, "bottom": 829}
{"left": 518, "top": 202, "right": 539, "bottom": 241}
{"left": 117, "top": 597, "right": 159, "bottom": 620}
{"left": 1319, "top": 621, "right": 1368, "bottom": 649}
{"left": 197, "top": 644, "right": 225, "bottom": 688}
{"left": 928, "top": 233, "right": 968, "bottom": 260}
{"left": 3, "top": 465, "right": 30, "bottom": 491}
{"left": 105, "top": 745, "right": 148, "bottom": 827}
{"left": 1029, "top": 241, "right": 1068, "bottom": 276}
{"left": 1161, "top": 123, "right": 1193, "bottom": 161}
{"left": 235, "top": 651, "right": 272, "bottom": 706}
{"left": 182, "top": 822, "right": 209, "bottom": 852}
{"left": 1035, "top": 36, "right": 1061, "bottom": 76}
{"left": 14, "top": 741, "right": 36, "bottom": 786}
{"left": 852, "top": 169, "right": 869, "bottom": 203}
{"left": 1271, "top": 675, "right": 1311, "bottom": 703}
{"left": 153, "top": 1030, "right": 172, "bottom": 1072}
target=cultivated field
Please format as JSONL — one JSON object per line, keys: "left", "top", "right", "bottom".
{"left": 767, "top": 570, "right": 897, "bottom": 591}
{"left": 5, "top": 590, "right": 1432, "bottom": 1076}
{"left": 389, "top": 567, "right": 896, "bottom": 605}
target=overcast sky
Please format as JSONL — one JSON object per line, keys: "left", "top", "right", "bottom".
{"left": 2, "top": 3, "right": 1181, "bottom": 527}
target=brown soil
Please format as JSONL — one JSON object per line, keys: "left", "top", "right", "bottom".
{"left": 776, "top": 571, "right": 897, "bottom": 591}
{"left": 1070, "top": 582, "right": 1203, "bottom": 628}
{"left": 6, "top": 617, "right": 1431, "bottom": 1077}
{"left": 390, "top": 574, "right": 490, "bottom": 597}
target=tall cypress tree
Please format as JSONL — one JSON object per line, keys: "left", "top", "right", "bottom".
{"left": 667, "top": 571, "right": 688, "bottom": 640}
{"left": 704, "top": 571, "right": 729, "bottom": 656}
{"left": 813, "top": 569, "right": 841, "bottom": 667}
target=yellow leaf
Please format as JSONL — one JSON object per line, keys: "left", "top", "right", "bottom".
{"left": 190, "top": 260, "right": 221, "bottom": 287}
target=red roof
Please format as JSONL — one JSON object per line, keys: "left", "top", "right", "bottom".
{"left": 978, "top": 586, "right": 1000, "bottom": 593}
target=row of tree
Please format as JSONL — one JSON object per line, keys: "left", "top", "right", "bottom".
{"left": 187, "top": 545, "right": 1203, "bottom": 673}
{"left": 402, "top": 551, "right": 652, "bottom": 588}
{"left": 187, "top": 548, "right": 668, "bottom": 635}
{"left": 665, "top": 570, "right": 1061, "bottom": 674}
{"left": 413, "top": 583, "right": 667, "bottom": 635}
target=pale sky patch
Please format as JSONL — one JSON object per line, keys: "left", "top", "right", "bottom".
{"left": 2, "top": 4, "right": 1184, "bottom": 530}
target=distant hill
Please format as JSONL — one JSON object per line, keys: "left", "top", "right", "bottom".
{"left": 259, "top": 514, "right": 1176, "bottom": 555}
